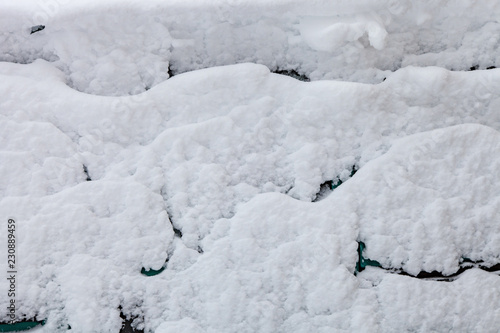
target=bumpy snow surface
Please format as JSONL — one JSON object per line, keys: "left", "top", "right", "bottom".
{"left": 1, "top": 0, "right": 500, "bottom": 332}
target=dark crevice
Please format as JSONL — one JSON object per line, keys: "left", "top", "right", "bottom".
{"left": 152, "top": 64, "right": 309, "bottom": 84}
{"left": 82, "top": 165, "right": 92, "bottom": 181}
{"left": 384, "top": 64, "right": 497, "bottom": 78}
{"left": 332, "top": 165, "right": 358, "bottom": 190}
{"left": 173, "top": 227, "right": 182, "bottom": 238}
{"left": 461, "top": 258, "right": 500, "bottom": 272}
{"left": 167, "top": 63, "right": 174, "bottom": 78}
{"left": 161, "top": 63, "right": 496, "bottom": 87}
{"left": 169, "top": 211, "right": 182, "bottom": 238}
{"left": 313, "top": 165, "right": 358, "bottom": 202}
{"left": 396, "top": 267, "right": 472, "bottom": 281}
{"left": 272, "top": 68, "right": 310, "bottom": 82}
{"left": 30, "top": 25, "right": 45, "bottom": 35}
{"left": 119, "top": 308, "right": 144, "bottom": 333}
{"left": 160, "top": 186, "right": 182, "bottom": 238}
{"left": 312, "top": 180, "right": 334, "bottom": 202}
{"left": 469, "top": 65, "right": 496, "bottom": 71}
{"left": 283, "top": 183, "right": 294, "bottom": 195}
{"left": 142, "top": 64, "right": 175, "bottom": 90}
{"left": 140, "top": 187, "right": 172, "bottom": 277}
{"left": 356, "top": 241, "right": 500, "bottom": 282}
{"left": 381, "top": 262, "right": 500, "bottom": 282}
{"left": 479, "top": 262, "right": 500, "bottom": 271}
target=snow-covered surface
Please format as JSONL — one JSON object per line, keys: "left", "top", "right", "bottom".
{"left": 3, "top": 0, "right": 500, "bottom": 95}
{"left": 1, "top": 1, "right": 500, "bottom": 332}
{"left": 352, "top": 124, "right": 500, "bottom": 276}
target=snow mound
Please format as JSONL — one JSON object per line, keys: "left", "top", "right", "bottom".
{"left": 343, "top": 124, "right": 500, "bottom": 275}
{"left": 1, "top": 59, "right": 500, "bottom": 331}
{"left": 146, "top": 193, "right": 360, "bottom": 332}
{"left": 375, "top": 269, "right": 500, "bottom": 332}
{"left": 2, "top": 1, "right": 500, "bottom": 94}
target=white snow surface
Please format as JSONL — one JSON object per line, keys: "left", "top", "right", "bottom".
{"left": 1, "top": 1, "right": 500, "bottom": 332}
{"left": 3, "top": 0, "right": 500, "bottom": 94}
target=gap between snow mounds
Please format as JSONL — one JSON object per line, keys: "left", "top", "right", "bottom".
{"left": 140, "top": 162, "right": 357, "bottom": 278}
{"left": 119, "top": 307, "right": 144, "bottom": 333}
{"left": 169, "top": 65, "right": 311, "bottom": 84}
{"left": 82, "top": 164, "right": 92, "bottom": 181}
{"left": 313, "top": 165, "right": 358, "bottom": 202}
{"left": 272, "top": 68, "right": 310, "bottom": 82}
{"left": 381, "top": 64, "right": 499, "bottom": 83}
{"left": 468, "top": 65, "right": 496, "bottom": 71}
{"left": 140, "top": 186, "right": 202, "bottom": 277}
{"left": 356, "top": 242, "right": 500, "bottom": 282}
{"left": 143, "top": 162, "right": 358, "bottom": 277}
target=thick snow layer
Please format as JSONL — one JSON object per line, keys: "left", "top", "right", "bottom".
{"left": 370, "top": 268, "right": 500, "bottom": 332}
{"left": 2, "top": 1, "right": 500, "bottom": 332}
{"left": 1, "top": 59, "right": 500, "bottom": 332}
{"left": 3, "top": 0, "right": 500, "bottom": 94}
{"left": 348, "top": 124, "right": 500, "bottom": 275}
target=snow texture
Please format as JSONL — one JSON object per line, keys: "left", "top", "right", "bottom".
{"left": 3, "top": 0, "right": 500, "bottom": 95}
{"left": 1, "top": 0, "right": 500, "bottom": 332}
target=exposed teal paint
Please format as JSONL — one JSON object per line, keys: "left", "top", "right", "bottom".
{"left": 0, "top": 320, "right": 45, "bottom": 332}
{"left": 356, "top": 241, "right": 381, "bottom": 272}
{"left": 141, "top": 265, "right": 166, "bottom": 276}
{"left": 331, "top": 166, "right": 358, "bottom": 190}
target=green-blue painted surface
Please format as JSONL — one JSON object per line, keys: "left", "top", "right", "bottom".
{"left": 331, "top": 166, "right": 358, "bottom": 190}
{"left": 141, "top": 265, "right": 166, "bottom": 276}
{"left": 0, "top": 320, "right": 44, "bottom": 332}
{"left": 356, "top": 241, "right": 381, "bottom": 272}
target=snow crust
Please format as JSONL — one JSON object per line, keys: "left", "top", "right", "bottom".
{"left": 1, "top": 1, "right": 500, "bottom": 332}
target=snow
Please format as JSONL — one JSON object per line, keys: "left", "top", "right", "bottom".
{"left": 299, "top": 14, "right": 388, "bottom": 52}
{"left": 1, "top": 0, "right": 500, "bottom": 332}
{"left": 3, "top": 0, "right": 500, "bottom": 95}
{"left": 349, "top": 124, "right": 500, "bottom": 275}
